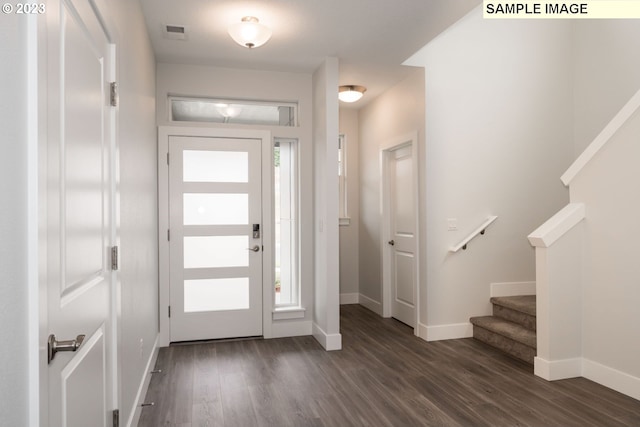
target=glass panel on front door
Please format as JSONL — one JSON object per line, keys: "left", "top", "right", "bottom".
{"left": 183, "top": 193, "right": 248, "bottom": 225}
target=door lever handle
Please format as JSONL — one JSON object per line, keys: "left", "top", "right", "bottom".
{"left": 247, "top": 245, "right": 260, "bottom": 252}
{"left": 388, "top": 240, "right": 395, "bottom": 246}
{"left": 48, "top": 334, "right": 85, "bottom": 364}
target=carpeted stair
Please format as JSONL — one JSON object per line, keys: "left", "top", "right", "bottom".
{"left": 470, "top": 295, "right": 536, "bottom": 364}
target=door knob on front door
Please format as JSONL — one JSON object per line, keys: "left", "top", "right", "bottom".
{"left": 48, "top": 334, "right": 86, "bottom": 364}
{"left": 388, "top": 240, "right": 395, "bottom": 246}
{"left": 247, "top": 245, "right": 261, "bottom": 252}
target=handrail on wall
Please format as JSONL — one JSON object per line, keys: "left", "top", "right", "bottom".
{"left": 449, "top": 216, "right": 498, "bottom": 253}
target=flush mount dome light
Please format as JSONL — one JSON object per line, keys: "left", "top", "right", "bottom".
{"left": 338, "top": 85, "right": 366, "bottom": 103}
{"left": 228, "top": 16, "right": 272, "bottom": 49}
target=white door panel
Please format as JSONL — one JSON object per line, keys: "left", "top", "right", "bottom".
{"left": 45, "top": 0, "right": 115, "bottom": 426}
{"left": 169, "top": 136, "right": 263, "bottom": 341}
{"left": 388, "top": 145, "right": 416, "bottom": 327}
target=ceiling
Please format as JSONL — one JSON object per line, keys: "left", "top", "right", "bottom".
{"left": 138, "top": 0, "right": 479, "bottom": 108}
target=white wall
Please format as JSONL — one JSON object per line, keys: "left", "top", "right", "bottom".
{"left": 109, "top": 0, "right": 159, "bottom": 424}
{"left": 338, "top": 109, "right": 360, "bottom": 300}
{"left": 312, "top": 58, "right": 342, "bottom": 350}
{"left": 156, "top": 63, "right": 315, "bottom": 338}
{"left": 571, "top": 106, "right": 640, "bottom": 392}
{"left": 0, "top": 13, "right": 30, "bottom": 427}
{"left": 358, "top": 67, "right": 425, "bottom": 314}
{"left": 405, "top": 7, "right": 572, "bottom": 338}
{"left": 569, "top": 19, "right": 640, "bottom": 397}
{"left": 573, "top": 20, "right": 640, "bottom": 156}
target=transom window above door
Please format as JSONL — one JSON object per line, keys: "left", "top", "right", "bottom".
{"left": 170, "top": 96, "right": 298, "bottom": 127}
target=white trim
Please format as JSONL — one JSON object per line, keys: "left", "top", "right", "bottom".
{"left": 358, "top": 293, "right": 383, "bottom": 316}
{"left": 490, "top": 281, "right": 536, "bottom": 297}
{"left": 272, "top": 307, "right": 306, "bottom": 320}
{"left": 421, "top": 322, "right": 473, "bottom": 342}
{"left": 533, "top": 356, "right": 640, "bottom": 401}
{"left": 528, "top": 203, "right": 586, "bottom": 248}
{"left": 125, "top": 335, "right": 159, "bottom": 427}
{"left": 380, "top": 131, "right": 420, "bottom": 332}
{"left": 562, "top": 88, "right": 640, "bottom": 186}
{"left": 534, "top": 356, "right": 582, "bottom": 381}
{"left": 312, "top": 323, "right": 342, "bottom": 351}
{"left": 417, "top": 322, "right": 430, "bottom": 341}
{"left": 340, "top": 293, "right": 359, "bottom": 305}
{"left": 583, "top": 358, "right": 640, "bottom": 402}
{"left": 271, "top": 320, "right": 312, "bottom": 338}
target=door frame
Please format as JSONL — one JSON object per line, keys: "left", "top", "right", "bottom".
{"left": 158, "top": 126, "right": 274, "bottom": 346}
{"left": 380, "top": 131, "right": 420, "bottom": 335}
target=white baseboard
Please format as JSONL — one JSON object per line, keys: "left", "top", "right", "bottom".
{"left": 358, "top": 293, "right": 382, "bottom": 315}
{"left": 490, "top": 281, "right": 536, "bottom": 297}
{"left": 534, "top": 356, "right": 582, "bottom": 381}
{"left": 583, "top": 358, "right": 640, "bottom": 401}
{"left": 534, "top": 356, "right": 640, "bottom": 401}
{"left": 126, "top": 334, "right": 160, "bottom": 427}
{"left": 312, "top": 323, "right": 342, "bottom": 351}
{"left": 270, "top": 320, "right": 312, "bottom": 338}
{"left": 419, "top": 322, "right": 473, "bottom": 342}
{"left": 340, "top": 293, "right": 359, "bottom": 305}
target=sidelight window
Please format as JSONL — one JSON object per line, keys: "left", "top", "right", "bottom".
{"left": 274, "top": 139, "right": 299, "bottom": 307}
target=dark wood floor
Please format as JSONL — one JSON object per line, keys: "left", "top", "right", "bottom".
{"left": 138, "top": 305, "right": 640, "bottom": 427}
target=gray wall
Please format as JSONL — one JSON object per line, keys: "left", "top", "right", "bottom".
{"left": 0, "top": 12, "right": 29, "bottom": 427}
{"left": 110, "top": 0, "right": 159, "bottom": 424}
{"left": 405, "top": 7, "right": 573, "bottom": 334}
{"left": 358, "top": 68, "right": 426, "bottom": 311}
{"left": 573, "top": 20, "right": 640, "bottom": 155}
{"left": 571, "top": 19, "right": 640, "bottom": 389}
{"left": 338, "top": 108, "right": 360, "bottom": 298}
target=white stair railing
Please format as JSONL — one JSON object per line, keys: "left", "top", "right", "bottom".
{"left": 449, "top": 215, "right": 498, "bottom": 253}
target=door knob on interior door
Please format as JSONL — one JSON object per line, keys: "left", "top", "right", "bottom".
{"left": 48, "top": 334, "right": 86, "bottom": 364}
{"left": 247, "top": 245, "right": 261, "bottom": 252}
{"left": 388, "top": 240, "right": 395, "bottom": 246}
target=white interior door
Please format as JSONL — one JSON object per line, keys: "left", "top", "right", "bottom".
{"left": 45, "top": 0, "right": 115, "bottom": 426}
{"left": 169, "top": 136, "right": 263, "bottom": 341}
{"left": 388, "top": 145, "right": 416, "bottom": 327}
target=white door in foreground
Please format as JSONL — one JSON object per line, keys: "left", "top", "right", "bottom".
{"left": 45, "top": 0, "right": 116, "bottom": 425}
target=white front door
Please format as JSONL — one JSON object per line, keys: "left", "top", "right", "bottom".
{"left": 387, "top": 145, "right": 416, "bottom": 327}
{"left": 169, "top": 136, "right": 263, "bottom": 342}
{"left": 45, "top": 0, "right": 116, "bottom": 426}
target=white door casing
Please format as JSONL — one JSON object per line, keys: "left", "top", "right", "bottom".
{"left": 43, "top": 0, "right": 117, "bottom": 426}
{"left": 168, "top": 136, "right": 263, "bottom": 341}
{"left": 381, "top": 133, "right": 420, "bottom": 331}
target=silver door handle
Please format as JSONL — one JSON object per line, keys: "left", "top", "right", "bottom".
{"left": 48, "top": 334, "right": 85, "bottom": 364}
{"left": 247, "top": 245, "right": 260, "bottom": 252}
{"left": 388, "top": 240, "right": 395, "bottom": 246}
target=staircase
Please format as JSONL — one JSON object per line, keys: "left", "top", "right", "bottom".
{"left": 470, "top": 295, "right": 536, "bottom": 364}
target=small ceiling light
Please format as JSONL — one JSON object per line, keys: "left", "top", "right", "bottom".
{"left": 228, "top": 16, "right": 272, "bottom": 49}
{"left": 338, "top": 85, "right": 367, "bottom": 103}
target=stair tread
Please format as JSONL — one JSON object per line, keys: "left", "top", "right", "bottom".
{"left": 470, "top": 316, "right": 536, "bottom": 348}
{"left": 490, "top": 295, "right": 536, "bottom": 316}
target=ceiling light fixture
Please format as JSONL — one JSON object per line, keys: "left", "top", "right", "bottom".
{"left": 228, "top": 16, "right": 272, "bottom": 49}
{"left": 338, "top": 85, "right": 367, "bottom": 103}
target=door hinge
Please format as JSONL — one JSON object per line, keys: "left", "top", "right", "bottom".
{"left": 168, "top": 306, "right": 171, "bottom": 318}
{"left": 111, "top": 246, "right": 119, "bottom": 271}
{"left": 112, "top": 409, "right": 119, "bottom": 427}
{"left": 110, "top": 82, "right": 118, "bottom": 107}
{"left": 167, "top": 229, "right": 170, "bottom": 241}
{"left": 166, "top": 152, "right": 170, "bottom": 165}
